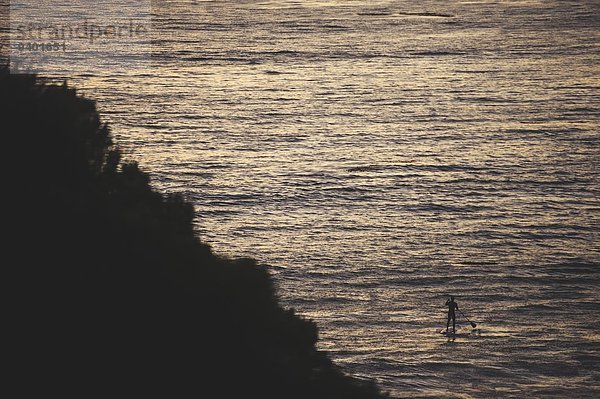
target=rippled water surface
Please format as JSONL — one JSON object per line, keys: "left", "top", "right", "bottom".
{"left": 17, "top": 1, "right": 600, "bottom": 397}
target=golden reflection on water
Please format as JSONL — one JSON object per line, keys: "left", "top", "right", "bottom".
{"left": 23, "top": 0, "right": 600, "bottom": 397}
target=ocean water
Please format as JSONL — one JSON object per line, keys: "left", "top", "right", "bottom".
{"left": 13, "top": 1, "right": 600, "bottom": 397}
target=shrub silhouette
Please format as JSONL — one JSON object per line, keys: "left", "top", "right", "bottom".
{"left": 2, "top": 66, "right": 387, "bottom": 398}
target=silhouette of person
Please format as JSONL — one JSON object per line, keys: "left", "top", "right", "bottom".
{"left": 445, "top": 295, "right": 459, "bottom": 333}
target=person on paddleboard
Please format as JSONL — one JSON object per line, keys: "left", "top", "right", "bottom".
{"left": 445, "top": 295, "right": 459, "bottom": 334}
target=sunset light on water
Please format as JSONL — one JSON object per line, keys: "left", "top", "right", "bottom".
{"left": 4, "top": 1, "right": 599, "bottom": 397}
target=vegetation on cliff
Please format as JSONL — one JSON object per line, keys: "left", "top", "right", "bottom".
{"left": 2, "top": 67, "right": 386, "bottom": 398}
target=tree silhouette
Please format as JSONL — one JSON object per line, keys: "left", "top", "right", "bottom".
{"left": 2, "top": 66, "right": 387, "bottom": 398}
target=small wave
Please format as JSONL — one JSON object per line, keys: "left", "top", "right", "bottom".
{"left": 456, "top": 95, "right": 521, "bottom": 104}
{"left": 176, "top": 170, "right": 214, "bottom": 178}
{"left": 455, "top": 69, "right": 503, "bottom": 74}
{"left": 196, "top": 209, "right": 241, "bottom": 217}
{"left": 542, "top": 261, "right": 600, "bottom": 274}
{"left": 320, "top": 24, "right": 349, "bottom": 30}
{"left": 348, "top": 163, "right": 493, "bottom": 174}
{"left": 505, "top": 127, "right": 586, "bottom": 135}
{"left": 357, "top": 10, "right": 393, "bottom": 17}
{"left": 512, "top": 303, "right": 558, "bottom": 314}
{"left": 413, "top": 50, "right": 465, "bottom": 57}
{"left": 397, "top": 12, "right": 455, "bottom": 18}
{"left": 346, "top": 165, "right": 388, "bottom": 173}
{"left": 183, "top": 56, "right": 258, "bottom": 64}
{"left": 263, "top": 70, "right": 294, "bottom": 75}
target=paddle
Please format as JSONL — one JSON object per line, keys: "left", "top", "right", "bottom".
{"left": 459, "top": 309, "right": 477, "bottom": 328}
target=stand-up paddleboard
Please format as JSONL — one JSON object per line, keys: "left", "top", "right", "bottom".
{"left": 439, "top": 329, "right": 471, "bottom": 338}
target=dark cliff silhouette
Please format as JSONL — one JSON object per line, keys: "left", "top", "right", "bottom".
{"left": 2, "top": 66, "right": 386, "bottom": 398}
